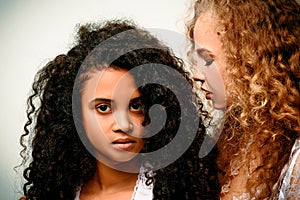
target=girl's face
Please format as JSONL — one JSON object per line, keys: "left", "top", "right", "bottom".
{"left": 193, "top": 11, "right": 227, "bottom": 110}
{"left": 81, "top": 68, "right": 145, "bottom": 164}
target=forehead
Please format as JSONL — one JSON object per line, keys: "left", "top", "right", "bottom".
{"left": 82, "top": 68, "right": 139, "bottom": 99}
{"left": 193, "top": 12, "right": 218, "bottom": 46}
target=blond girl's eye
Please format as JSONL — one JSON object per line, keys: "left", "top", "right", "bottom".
{"left": 205, "top": 59, "right": 214, "bottom": 67}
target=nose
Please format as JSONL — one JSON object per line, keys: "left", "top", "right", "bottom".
{"left": 113, "top": 111, "right": 133, "bottom": 133}
{"left": 193, "top": 67, "right": 205, "bottom": 82}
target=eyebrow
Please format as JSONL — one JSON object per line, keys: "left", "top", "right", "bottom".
{"left": 129, "top": 97, "right": 142, "bottom": 103}
{"left": 88, "top": 96, "right": 142, "bottom": 107}
{"left": 89, "top": 98, "right": 113, "bottom": 104}
{"left": 88, "top": 98, "right": 113, "bottom": 108}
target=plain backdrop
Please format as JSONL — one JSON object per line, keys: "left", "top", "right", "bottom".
{"left": 0, "top": 0, "right": 190, "bottom": 199}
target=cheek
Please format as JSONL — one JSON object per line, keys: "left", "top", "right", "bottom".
{"left": 204, "top": 63, "right": 227, "bottom": 109}
{"left": 204, "top": 60, "right": 227, "bottom": 89}
{"left": 136, "top": 135, "right": 145, "bottom": 152}
{"left": 132, "top": 125, "right": 145, "bottom": 140}
{"left": 203, "top": 64, "right": 223, "bottom": 87}
{"left": 130, "top": 113, "right": 145, "bottom": 127}
{"left": 217, "top": 62, "right": 227, "bottom": 86}
{"left": 196, "top": 58, "right": 206, "bottom": 72}
{"left": 82, "top": 110, "right": 112, "bottom": 142}
{"left": 84, "top": 120, "right": 112, "bottom": 154}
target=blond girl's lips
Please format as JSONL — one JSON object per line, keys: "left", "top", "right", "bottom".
{"left": 205, "top": 92, "right": 212, "bottom": 99}
{"left": 200, "top": 87, "right": 212, "bottom": 99}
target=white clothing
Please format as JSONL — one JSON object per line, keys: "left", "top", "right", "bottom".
{"left": 275, "top": 138, "right": 300, "bottom": 200}
{"left": 230, "top": 138, "right": 300, "bottom": 200}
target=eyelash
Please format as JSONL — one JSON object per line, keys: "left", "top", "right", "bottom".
{"left": 195, "top": 50, "right": 214, "bottom": 67}
{"left": 96, "top": 104, "right": 112, "bottom": 114}
{"left": 205, "top": 59, "right": 214, "bottom": 66}
{"left": 129, "top": 102, "right": 143, "bottom": 113}
{"left": 95, "top": 102, "right": 143, "bottom": 114}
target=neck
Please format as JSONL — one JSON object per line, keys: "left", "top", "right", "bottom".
{"left": 82, "top": 158, "right": 141, "bottom": 196}
{"left": 97, "top": 161, "right": 140, "bottom": 190}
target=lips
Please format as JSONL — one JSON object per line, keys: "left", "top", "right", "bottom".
{"left": 112, "top": 138, "right": 136, "bottom": 151}
{"left": 205, "top": 92, "right": 212, "bottom": 99}
{"left": 201, "top": 87, "right": 213, "bottom": 100}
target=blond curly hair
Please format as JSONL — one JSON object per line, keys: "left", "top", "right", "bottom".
{"left": 186, "top": 0, "right": 300, "bottom": 198}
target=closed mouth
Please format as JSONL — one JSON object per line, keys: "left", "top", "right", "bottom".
{"left": 112, "top": 138, "right": 135, "bottom": 144}
{"left": 112, "top": 138, "right": 136, "bottom": 151}
{"left": 200, "top": 87, "right": 213, "bottom": 99}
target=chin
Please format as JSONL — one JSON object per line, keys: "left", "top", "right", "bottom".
{"left": 212, "top": 102, "right": 227, "bottom": 110}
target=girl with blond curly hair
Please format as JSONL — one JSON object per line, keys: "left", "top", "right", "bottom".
{"left": 186, "top": 0, "right": 300, "bottom": 199}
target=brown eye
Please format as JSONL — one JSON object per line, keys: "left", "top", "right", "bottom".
{"left": 96, "top": 104, "right": 111, "bottom": 113}
{"left": 129, "top": 102, "right": 143, "bottom": 112}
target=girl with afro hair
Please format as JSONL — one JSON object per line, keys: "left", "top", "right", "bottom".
{"left": 19, "top": 19, "right": 220, "bottom": 200}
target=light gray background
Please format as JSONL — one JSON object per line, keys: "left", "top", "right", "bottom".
{"left": 0, "top": 0, "right": 188, "bottom": 199}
